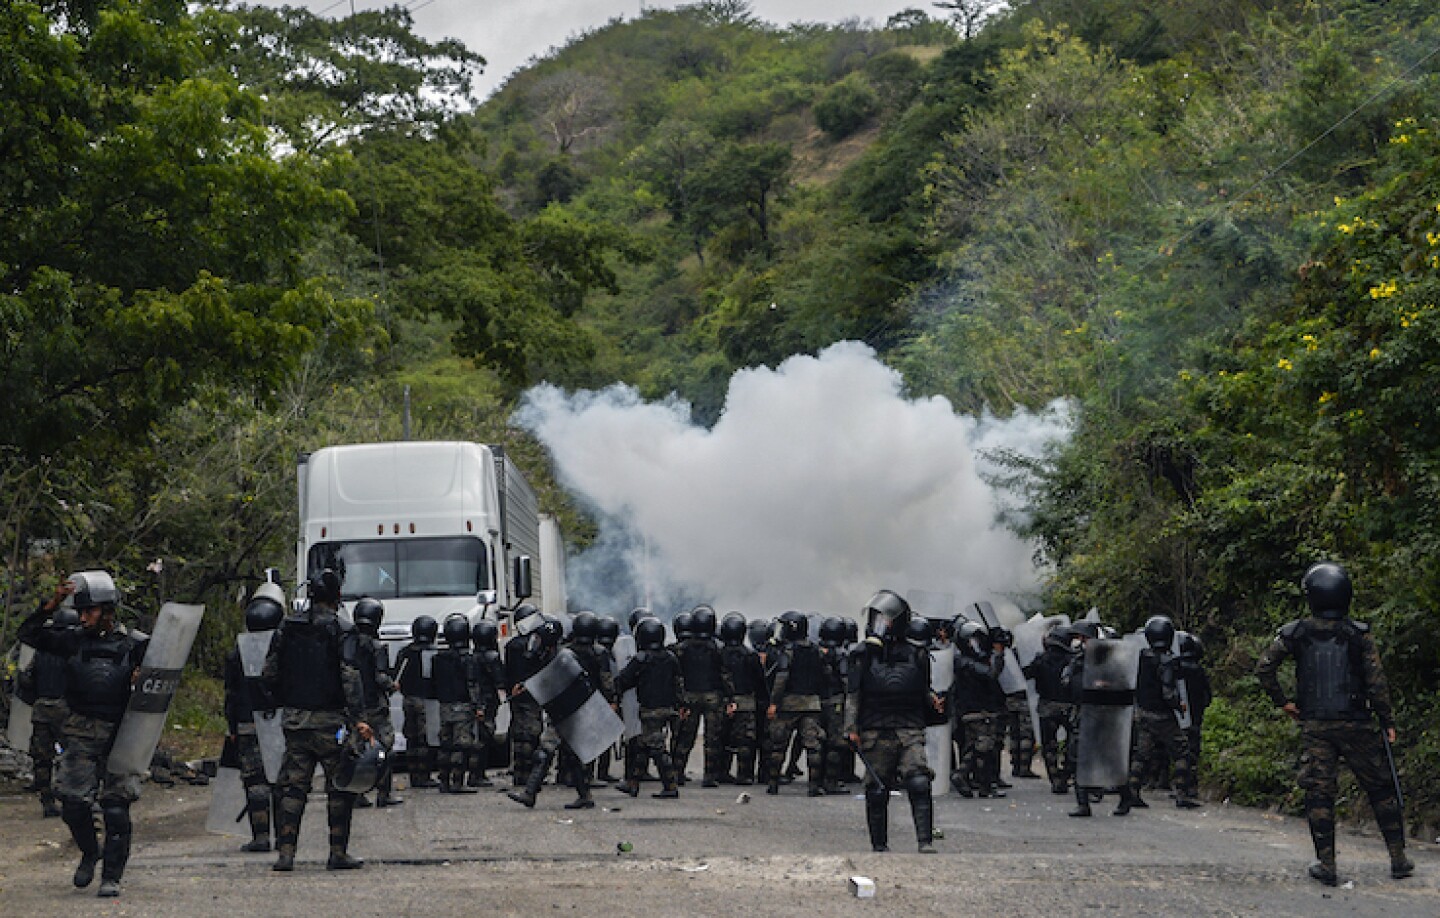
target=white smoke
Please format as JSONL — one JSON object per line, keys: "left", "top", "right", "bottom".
{"left": 514, "top": 341, "right": 1072, "bottom": 622}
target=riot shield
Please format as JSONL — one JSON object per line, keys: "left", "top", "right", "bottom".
{"left": 421, "top": 649, "right": 441, "bottom": 747}
{"left": 253, "top": 710, "right": 286, "bottom": 783}
{"left": 925, "top": 643, "right": 955, "bottom": 791}
{"left": 1074, "top": 637, "right": 1141, "bottom": 789}
{"left": 6, "top": 645, "right": 36, "bottom": 750}
{"left": 1013, "top": 614, "right": 1070, "bottom": 737}
{"left": 236, "top": 631, "right": 274, "bottom": 678}
{"left": 206, "top": 766, "right": 248, "bottom": 837}
{"left": 526, "top": 648, "right": 624, "bottom": 764}
{"left": 613, "top": 634, "right": 640, "bottom": 741}
{"left": 107, "top": 603, "right": 204, "bottom": 777}
{"left": 1176, "top": 678, "right": 1193, "bottom": 730}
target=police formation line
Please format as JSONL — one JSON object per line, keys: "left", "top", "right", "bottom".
{"left": 12, "top": 561, "right": 1414, "bottom": 896}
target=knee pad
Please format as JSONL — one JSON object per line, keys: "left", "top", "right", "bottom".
{"left": 101, "top": 803, "right": 132, "bottom": 836}
{"left": 282, "top": 784, "right": 309, "bottom": 805}
{"left": 903, "top": 774, "right": 931, "bottom": 797}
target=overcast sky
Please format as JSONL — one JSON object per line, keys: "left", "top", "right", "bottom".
{"left": 247, "top": 1, "right": 944, "bottom": 98}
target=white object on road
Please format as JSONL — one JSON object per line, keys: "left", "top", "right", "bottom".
{"left": 849, "top": 876, "right": 876, "bottom": 898}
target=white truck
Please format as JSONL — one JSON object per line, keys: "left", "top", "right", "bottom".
{"left": 296, "top": 441, "right": 567, "bottom": 643}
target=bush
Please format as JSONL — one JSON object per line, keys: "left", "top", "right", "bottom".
{"left": 814, "top": 75, "right": 879, "bottom": 140}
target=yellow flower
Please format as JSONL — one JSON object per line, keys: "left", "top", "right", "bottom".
{"left": 1318, "top": 392, "right": 1336, "bottom": 405}
{"left": 1427, "top": 232, "right": 1439, "bottom": 247}
{"left": 1369, "top": 280, "right": 1398, "bottom": 299}
{"left": 1277, "top": 358, "right": 1293, "bottom": 371}
{"left": 1369, "top": 348, "right": 1381, "bottom": 359}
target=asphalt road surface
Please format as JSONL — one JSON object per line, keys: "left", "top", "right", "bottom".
{"left": 2, "top": 761, "right": 1435, "bottom": 917}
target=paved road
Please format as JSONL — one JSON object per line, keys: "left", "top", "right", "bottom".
{"left": 2, "top": 765, "right": 1435, "bottom": 917}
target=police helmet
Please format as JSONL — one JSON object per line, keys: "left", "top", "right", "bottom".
{"left": 844, "top": 618, "right": 859, "bottom": 644}
{"left": 863, "top": 589, "right": 911, "bottom": 640}
{"left": 672, "top": 610, "right": 695, "bottom": 641}
{"left": 443, "top": 614, "right": 471, "bottom": 647}
{"left": 636, "top": 617, "right": 666, "bottom": 651}
{"left": 411, "top": 615, "right": 439, "bottom": 644}
{"left": 334, "top": 741, "right": 387, "bottom": 794}
{"left": 904, "top": 616, "right": 934, "bottom": 647}
{"left": 572, "top": 611, "right": 599, "bottom": 644}
{"left": 692, "top": 606, "right": 717, "bottom": 638}
{"left": 471, "top": 618, "right": 499, "bottom": 651}
{"left": 352, "top": 597, "right": 384, "bottom": 636}
{"left": 70, "top": 570, "right": 120, "bottom": 611}
{"left": 307, "top": 568, "right": 342, "bottom": 606}
{"left": 746, "top": 618, "right": 771, "bottom": 649}
{"left": 245, "top": 582, "right": 287, "bottom": 632}
{"left": 1302, "top": 562, "right": 1352, "bottom": 620}
{"left": 958, "top": 621, "right": 988, "bottom": 656}
{"left": 535, "top": 615, "right": 563, "bottom": 650}
{"left": 819, "top": 616, "right": 847, "bottom": 648}
{"left": 780, "top": 610, "right": 808, "bottom": 642}
{"left": 1142, "top": 615, "right": 1175, "bottom": 652}
{"left": 628, "top": 607, "right": 651, "bottom": 633}
{"left": 720, "top": 614, "right": 747, "bottom": 646}
{"left": 1177, "top": 631, "right": 1203, "bottom": 661}
{"left": 51, "top": 606, "right": 81, "bottom": 629}
{"left": 596, "top": 615, "right": 620, "bottom": 648}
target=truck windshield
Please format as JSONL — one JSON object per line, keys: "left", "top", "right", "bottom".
{"left": 308, "top": 537, "right": 488, "bottom": 600}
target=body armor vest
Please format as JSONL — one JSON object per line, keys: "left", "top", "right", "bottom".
{"left": 677, "top": 638, "right": 723, "bottom": 692}
{"left": 503, "top": 636, "right": 543, "bottom": 688}
{"left": 1029, "top": 648, "right": 1071, "bottom": 702}
{"left": 346, "top": 635, "right": 388, "bottom": 710}
{"left": 276, "top": 617, "right": 344, "bottom": 711}
{"left": 67, "top": 635, "right": 137, "bottom": 721}
{"left": 24, "top": 649, "right": 69, "bottom": 704}
{"left": 782, "top": 641, "right": 824, "bottom": 697}
{"left": 721, "top": 645, "right": 760, "bottom": 696}
{"left": 856, "top": 643, "right": 927, "bottom": 728}
{"left": 431, "top": 649, "right": 472, "bottom": 704}
{"left": 396, "top": 643, "right": 431, "bottom": 696}
{"left": 631, "top": 652, "right": 681, "bottom": 710}
{"left": 1295, "top": 626, "right": 1367, "bottom": 720}
{"left": 1134, "top": 651, "right": 1175, "bottom": 713}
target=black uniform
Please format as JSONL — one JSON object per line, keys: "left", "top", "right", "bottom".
{"left": 951, "top": 646, "right": 1006, "bottom": 796}
{"left": 1024, "top": 641, "right": 1077, "bottom": 794}
{"left": 17, "top": 628, "right": 69, "bottom": 817}
{"left": 261, "top": 604, "right": 367, "bottom": 871}
{"left": 845, "top": 636, "right": 936, "bottom": 852}
{"left": 466, "top": 644, "right": 504, "bottom": 786}
{"left": 1177, "top": 653, "right": 1211, "bottom": 782}
{"left": 18, "top": 604, "right": 148, "bottom": 893}
{"left": 394, "top": 640, "right": 438, "bottom": 787}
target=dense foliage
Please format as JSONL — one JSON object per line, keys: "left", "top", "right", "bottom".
{"left": 3, "top": 0, "right": 1439, "bottom": 827}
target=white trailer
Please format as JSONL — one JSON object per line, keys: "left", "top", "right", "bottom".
{"left": 296, "top": 441, "right": 563, "bottom": 643}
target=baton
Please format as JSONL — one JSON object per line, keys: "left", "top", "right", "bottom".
{"left": 849, "top": 738, "right": 890, "bottom": 794}
{"left": 1380, "top": 726, "right": 1405, "bottom": 812}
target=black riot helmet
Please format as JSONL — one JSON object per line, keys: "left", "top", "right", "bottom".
{"left": 692, "top": 606, "right": 717, "bottom": 638}
{"left": 572, "top": 611, "right": 599, "bottom": 645}
{"left": 307, "top": 568, "right": 342, "bottom": 607}
{"left": 628, "top": 607, "right": 651, "bottom": 633}
{"left": 443, "top": 614, "right": 471, "bottom": 648}
{"left": 70, "top": 570, "right": 120, "bottom": 612}
{"left": 863, "top": 589, "right": 911, "bottom": 640}
{"left": 673, "top": 611, "right": 696, "bottom": 640}
{"left": 334, "top": 741, "right": 387, "bottom": 795}
{"left": 534, "top": 616, "right": 563, "bottom": 651}
{"left": 411, "top": 615, "right": 438, "bottom": 645}
{"left": 746, "top": 618, "right": 771, "bottom": 650}
{"left": 844, "top": 618, "right": 858, "bottom": 644}
{"left": 779, "top": 610, "right": 808, "bottom": 642}
{"left": 991, "top": 627, "right": 1014, "bottom": 648}
{"left": 471, "top": 618, "right": 499, "bottom": 651}
{"left": 636, "top": 617, "right": 666, "bottom": 651}
{"left": 1302, "top": 562, "right": 1352, "bottom": 620}
{"left": 596, "top": 615, "right": 620, "bottom": 649}
{"left": 958, "top": 621, "right": 988, "bottom": 657}
{"left": 1043, "top": 624, "right": 1070, "bottom": 652}
{"left": 1142, "top": 615, "right": 1176, "bottom": 652}
{"left": 720, "top": 614, "right": 747, "bottom": 646}
{"left": 904, "top": 616, "right": 934, "bottom": 647}
{"left": 245, "top": 582, "right": 287, "bottom": 632}
{"left": 1177, "top": 631, "right": 1203, "bottom": 661}
{"left": 513, "top": 602, "right": 541, "bottom": 635}
{"left": 819, "top": 616, "right": 847, "bottom": 648}
{"left": 352, "top": 597, "right": 384, "bottom": 636}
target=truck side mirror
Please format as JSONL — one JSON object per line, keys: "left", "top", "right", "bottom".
{"left": 513, "top": 556, "right": 532, "bottom": 600}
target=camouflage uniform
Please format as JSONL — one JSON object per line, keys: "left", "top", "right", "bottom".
{"left": 262, "top": 607, "right": 367, "bottom": 869}
{"left": 504, "top": 633, "right": 546, "bottom": 786}
{"left": 394, "top": 641, "right": 437, "bottom": 786}
{"left": 765, "top": 639, "right": 827, "bottom": 793}
{"left": 1127, "top": 648, "right": 1197, "bottom": 804}
{"left": 29, "top": 696, "right": 70, "bottom": 813}
{"left": 1256, "top": 615, "right": 1408, "bottom": 877}
{"left": 1001, "top": 690, "right": 1037, "bottom": 776}
{"left": 615, "top": 645, "right": 685, "bottom": 794}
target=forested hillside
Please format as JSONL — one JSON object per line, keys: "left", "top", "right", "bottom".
{"left": 3, "top": 0, "right": 1439, "bottom": 826}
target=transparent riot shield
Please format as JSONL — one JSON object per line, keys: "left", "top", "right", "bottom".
{"left": 6, "top": 645, "right": 36, "bottom": 750}
{"left": 613, "top": 634, "right": 640, "bottom": 741}
{"left": 1014, "top": 614, "right": 1070, "bottom": 737}
{"left": 925, "top": 643, "right": 955, "bottom": 791}
{"left": 206, "top": 766, "right": 248, "bottom": 836}
{"left": 107, "top": 603, "right": 204, "bottom": 777}
{"left": 525, "top": 648, "right": 623, "bottom": 764}
{"left": 1074, "top": 637, "right": 1141, "bottom": 789}
{"left": 421, "top": 649, "right": 441, "bottom": 747}
{"left": 389, "top": 691, "right": 407, "bottom": 753}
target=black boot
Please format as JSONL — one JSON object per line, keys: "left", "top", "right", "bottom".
{"left": 410, "top": 748, "right": 439, "bottom": 788}
{"left": 1113, "top": 785, "right": 1135, "bottom": 816}
{"left": 565, "top": 763, "right": 596, "bottom": 809}
{"left": 376, "top": 769, "right": 404, "bottom": 807}
{"left": 326, "top": 792, "right": 363, "bottom": 869}
{"left": 508, "top": 750, "right": 551, "bottom": 807}
{"left": 1068, "top": 784, "right": 1092, "bottom": 818}
{"left": 241, "top": 784, "right": 272, "bottom": 851}
{"left": 653, "top": 754, "right": 680, "bottom": 798}
{"left": 865, "top": 787, "right": 890, "bottom": 852}
{"left": 64, "top": 802, "right": 101, "bottom": 888}
{"left": 907, "top": 778, "right": 936, "bottom": 853}
{"left": 99, "top": 803, "right": 132, "bottom": 895}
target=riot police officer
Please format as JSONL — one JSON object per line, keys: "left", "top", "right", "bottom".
{"left": 466, "top": 619, "right": 505, "bottom": 787}
{"left": 615, "top": 617, "right": 686, "bottom": 798}
{"left": 19, "top": 572, "right": 148, "bottom": 898}
{"left": 347, "top": 597, "right": 402, "bottom": 807}
{"left": 765, "top": 611, "right": 827, "bottom": 796}
{"left": 719, "top": 613, "right": 766, "bottom": 785}
{"left": 951, "top": 620, "right": 1006, "bottom": 798}
{"left": 818, "top": 616, "right": 851, "bottom": 794}
{"left": 262, "top": 569, "right": 371, "bottom": 872}
{"left": 1024, "top": 624, "right": 1078, "bottom": 794}
{"left": 671, "top": 605, "right": 732, "bottom": 786}
{"left": 592, "top": 615, "right": 622, "bottom": 782}
{"left": 846, "top": 591, "right": 939, "bottom": 853}
{"left": 224, "top": 591, "right": 283, "bottom": 848}
{"left": 504, "top": 603, "right": 547, "bottom": 786}
{"left": 394, "top": 615, "right": 440, "bottom": 788}
{"left": 432, "top": 614, "right": 482, "bottom": 794}
{"left": 1255, "top": 562, "right": 1413, "bottom": 886}
{"left": 1117, "top": 615, "right": 1198, "bottom": 814}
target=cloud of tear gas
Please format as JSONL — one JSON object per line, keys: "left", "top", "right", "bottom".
{"left": 514, "top": 341, "right": 1072, "bottom": 623}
